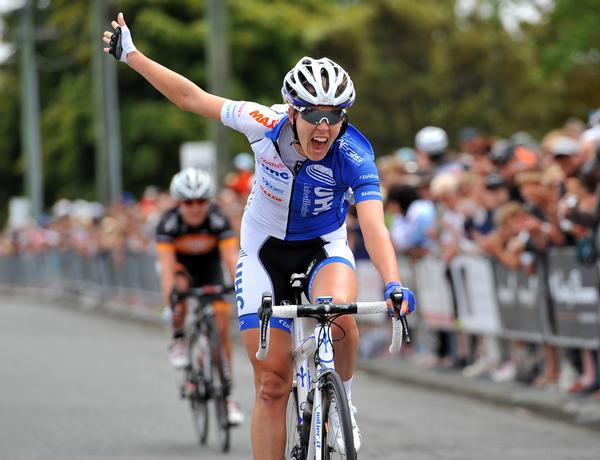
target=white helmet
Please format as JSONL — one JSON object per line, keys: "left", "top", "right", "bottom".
{"left": 169, "top": 167, "right": 215, "bottom": 200}
{"left": 281, "top": 56, "right": 355, "bottom": 108}
{"left": 415, "top": 126, "right": 448, "bottom": 156}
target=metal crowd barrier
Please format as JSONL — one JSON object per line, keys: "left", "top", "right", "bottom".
{"left": 0, "top": 249, "right": 162, "bottom": 306}
{"left": 1, "top": 247, "right": 599, "bottom": 349}
{"left": 407, "top": 249, "right": 599, "bottom": 350}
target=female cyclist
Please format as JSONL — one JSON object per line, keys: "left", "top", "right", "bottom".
{"left": 104, "top": 13, "right": 415, "bottom": 459}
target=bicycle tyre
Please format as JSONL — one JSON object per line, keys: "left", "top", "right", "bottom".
{"left": 207, "top": 318, "right": 231, "bottom": 453}
{"left": 321, "top": 371, "right": 356, "bottom": 460}
{"left": 188, "top": 332, "right": 210, "bottom": 445}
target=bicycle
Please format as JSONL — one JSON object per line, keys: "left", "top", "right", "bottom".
{"left": 171, "top": 284, "right": 235, "bottom": 453}
{"left": 256, "top": 273, "right": 410, "bottom": 460}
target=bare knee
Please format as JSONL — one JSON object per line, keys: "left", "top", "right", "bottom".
{"left": 332, "top": 315, "right": 359, "bottom": 341}
{"left": 255, "top": 370, "right": 290, "bottom": 406}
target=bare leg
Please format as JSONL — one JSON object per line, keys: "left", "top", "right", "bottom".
{"left": 214, "top": 306, "right": 232, "bottom": 365}
{"left": 242, "top": 328, "right": 292, "bottom": 460}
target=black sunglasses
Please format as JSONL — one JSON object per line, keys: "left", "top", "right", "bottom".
{"left": 298, "top": 107, "right": 346, "bottom": 125}
{"left": 182, "top": 198, "right": 209, "bottom": 206}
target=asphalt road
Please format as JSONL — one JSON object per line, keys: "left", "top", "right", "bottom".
{"left": 1, "top": 295, "right": 599, "bottom": 460}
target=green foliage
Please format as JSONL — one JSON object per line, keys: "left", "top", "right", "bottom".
{"left": 0, "top": 0, "right": 597, "bottom": 217}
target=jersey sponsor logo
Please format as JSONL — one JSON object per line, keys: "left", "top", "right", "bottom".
{"left": 359, "top": 173, "right": 378, "bottom": 180}
{"left": 278, "top": 319, "right": 292, "bottom": 331}
{"left": 249, "top": 109, "right": 278, "bottom": 129}
{"left": 259, "top": 184, "right": 283, "bottom": 202}
{"left": 260, "top": 158, "right": 286, "bottom": 170}
{"left": 300, "top": 185, "right": 335, "bottom": 216}
{"left": 305, "top": 164, "right": 335, "bottom": 186}
{"left": 174, "top": 234, "right": 218, "bottom": 254}
{"left": 223, "top": 102, "right": 234, "bottom": 121}
{"left": 301, "top": 184, "right": 312, "bottom": 216}
{"left": 236, "top": 102, "right": 247, "bottom": 117}
{"left": 261, "top": 177, "right": 285, "bottom": 195}
{"left": 360, "top": 190, "right": 381, "bottom": 198}
{"left": 313, "top": 187, "right": 334, "bottom": 214}
{"left": 260, "top": 162, "right": 291, "bottom": 183}
{"left": 339, "top": 139, "right": 364, "bottom": 164}
{"left": 235, "top": 261, "right": 244, "bottom": 310}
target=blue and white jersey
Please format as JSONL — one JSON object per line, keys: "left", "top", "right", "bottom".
{"left": 221, "top": 101, "right": 382, "bottom": 241}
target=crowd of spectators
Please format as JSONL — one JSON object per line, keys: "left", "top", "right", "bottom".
{"left": 371, "top": 111, "right": 600, "bottom": 399}
{"left": 1, "top": 112, "right": 599, "bottom": 400}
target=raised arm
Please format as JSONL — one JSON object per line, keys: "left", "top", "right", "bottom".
{"left": 102, "top": 12, "right": 226, "bottom": 121}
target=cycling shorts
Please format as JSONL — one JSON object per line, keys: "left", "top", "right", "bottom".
{"left": 235, "top": 221, "right": 355, "bottom": 333}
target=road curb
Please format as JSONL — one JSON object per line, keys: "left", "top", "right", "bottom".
{"left": 358, "top": 357, "right": 600, "bottom": 431}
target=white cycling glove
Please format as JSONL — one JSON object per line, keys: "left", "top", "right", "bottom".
{"left": 108, "top": 25, "right": 136, "bottom": 64}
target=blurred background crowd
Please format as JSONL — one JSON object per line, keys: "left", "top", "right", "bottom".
{"left": 3, "top": 115, "right": 600, "bottom": 399}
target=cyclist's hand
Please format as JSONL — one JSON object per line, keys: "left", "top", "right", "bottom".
{"left": 102, "top": 12, "right": 136, "bottom": 63}
{"left": 384, "top": 281, "right": 416, "bottom": 317}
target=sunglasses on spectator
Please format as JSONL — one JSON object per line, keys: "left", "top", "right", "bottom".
{"left": 182, "top": 198, "right": 209, "bottom": 206}
{"left": 297, "top": 107, "right": 346, "bottom": 125}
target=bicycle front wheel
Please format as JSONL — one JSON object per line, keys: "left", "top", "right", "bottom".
{"left": 321, "top": 372, "right": 356, "bottom": 460}
{"left": 207, "top": 321, "right": 231, "bottom": 453}
{"left": 188, "top": 333, "right": 210, "bottom": 445}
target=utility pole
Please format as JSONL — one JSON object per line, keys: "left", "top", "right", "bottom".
{"left": 90, "top": 0, "right": 123, "bottom": 204}
{"left": 18, "top": 0, "right": 43, "bottom": 220}
{"left": 206, "top": 0, "right": 230, "bottom": 185}
{"left": 91, "top": 0, "right": 122, "bottom": 204}
{"left": 91, "top": 0, "right": 109, "bottom": 204}
{"left": 104, "top": 53, "right": 123, "bottom": 202}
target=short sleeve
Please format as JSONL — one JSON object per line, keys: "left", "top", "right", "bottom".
{"left": 208, "top": 205, "right": 236, "bottom": 241}
{"left": 221, "top": 101, "right": 286, "bottom": 143}
{"left": 155, "top": 211, "right": 178, "bottom": 244}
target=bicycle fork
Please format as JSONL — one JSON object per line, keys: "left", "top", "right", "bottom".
{"left": 305, "top": 322, "right": 335, "bottom": 460}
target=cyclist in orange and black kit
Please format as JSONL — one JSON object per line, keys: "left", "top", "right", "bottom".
{"left": 155, "top": 167, "right": 244, "bottom": 425}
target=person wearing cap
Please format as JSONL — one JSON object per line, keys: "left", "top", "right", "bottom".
{"left": 386, "top": 182, "right": 435, "bottom": 257}
{"left": 488, "top": 139, "right": 527, "bottom": 203}
{"left": 415, "top": 126, "right": 464, "bottom": 175}
{"left": 552, "top": 136, "right": 586, "bottom": 178}
{"left": 225, "top": 152, "right": 255, "bottom": 198}
{"left": 463, "top": 173, "right": 509, "bottom": 240}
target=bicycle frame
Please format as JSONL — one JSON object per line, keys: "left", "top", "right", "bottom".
{"left": 180, "top": 285, "right": 235, "bottom": 452}
{"left": 291, "top": 312, "right": 337, "bottom": 460}
{"left": 190, "top": 298, "right": 232, "bottom": 398}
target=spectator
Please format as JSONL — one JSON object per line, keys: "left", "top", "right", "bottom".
{"left": 552, "top": 136, "right": 587, "bottom": 179}
{"left": 415, "top": 126, "right": 464, "bottom": 175}
{"left": 429, "top": 173, "right": 470, "bottom": 368}
{"left": 386, "top": 183, "right": 435, "bottom": 258}
{"left": 225, "top": 152, "right": 254, "bottom": 198}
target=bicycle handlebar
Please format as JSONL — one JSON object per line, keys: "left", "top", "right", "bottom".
{"left": 170, "top": 285, "right": 234, "bottom": 306}
{"left": 255, "top": 292, "right": 411, "bottom": 361}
